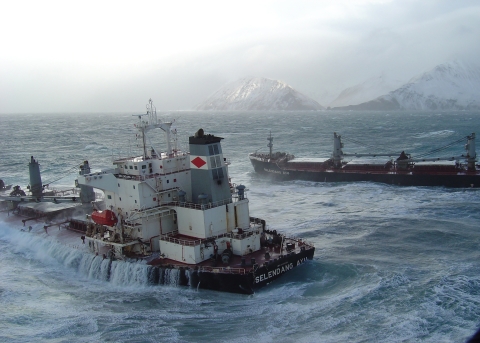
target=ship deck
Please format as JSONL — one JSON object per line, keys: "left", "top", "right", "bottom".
{"left": 149, "top": 232, "right": 313, "bottom": 274}
{"left": 278, "top": 160, "right": 478, "bottom": 175}
{"left": 1, "top": 200, "right": 314, "bottom": 275}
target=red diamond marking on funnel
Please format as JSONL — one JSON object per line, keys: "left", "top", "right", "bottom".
{"left": 191, "top": 157, "right": 206, "bottom": 168}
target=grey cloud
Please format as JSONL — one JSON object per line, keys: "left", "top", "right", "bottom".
{"left": 1, "top": 1, "right": 480, "bottom": 112}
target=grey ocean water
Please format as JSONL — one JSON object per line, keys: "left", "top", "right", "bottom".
{"left": 1, "top": 111, "right": 480, "bottom": 342}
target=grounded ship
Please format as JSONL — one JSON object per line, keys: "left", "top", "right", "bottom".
{"left": 249, "top": 132, "right": 479, "bottom": 188}
{"left": 0, "top": 100, "right": 314, "bottom": 295}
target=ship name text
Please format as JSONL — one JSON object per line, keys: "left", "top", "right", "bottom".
{"left": 255, "top": 257, "right": 308, "bottom": 284}
{"left": 264, "top": 168, "right": 289, "bottom": 175}
{"left": 255, "top": 263, "right": 293, "bottom": 284}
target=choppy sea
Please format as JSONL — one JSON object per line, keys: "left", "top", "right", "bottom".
{"left": 1, "top": 110, "right": 480, "bottom": 342}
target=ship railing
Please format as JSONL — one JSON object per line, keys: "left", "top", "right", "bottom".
{"left": 126, "top": 206, "right": 176, "bottom": 223}
{"left": 159, "top": 230, "right": 256, "bottom": 247}
{"left": 113, "top": 155, "right": 139, "bottom": 163}
{"left": 159, "top": 167, "right": 190, "bottom": 176}
{"left": 283, "top": 235, "right": 315, "bottom": 248}
{"left": 123, "top": 196, "right": 235, "bottom": 222}
{"left": 229, "top": 182, "right": 237, "bottom": 195}
{"left": 86, "top": 168, "right": 117, "bottom": 176}
{"left": 115, "top": 167, "right": 190, "bottom": 181}
{"left": 160, "top": 232, "right": 202, "bottom": 246}
{"left": 165, "top": 198, "right": 235, "bottom": 210}
{"left": 42, "top": 186, "right": 78, "bottom": 195}
{"left": 228, "top": 229, "right": 261, "bottom": 240}
{"left": 263, "top": 227, "right": 315, "bottom": 248}
{"left": 114, "top": 152, "right": 189, "bottom": 164}
{"left": 250, "top": 152, "right": 292, "bottom": 162}
{"left": 250, "top": 152, "right": 268, "bottom": 161}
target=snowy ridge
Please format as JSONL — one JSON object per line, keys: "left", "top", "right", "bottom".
{"left": 196, "top": 77, "right": 324, "bottom": 111}
{"left": 328, "top": 73, "right": 404, "bottom": 108}
{"left": 332, "top": 60, "right": 480, "bottom": 110}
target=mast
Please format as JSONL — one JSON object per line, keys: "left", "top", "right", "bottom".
{"left": 331, "top": 132, "right": 477, "bottom": 171}
{"left": 466, "top": 133, "right": 476, "bottom": 171}
{"left": 399, "top": 133, "right": 477, "bottom": 166}
{"left": 332, "top": 132, "right": 344, "bottom": 167}
{"left": 134, "top": 99, "right": 174, "bottom": 159}
{"left": 28, "top": 156, "right": 43, "bottom": 198}
{"left": 267, "top": 132, "right": 273, "bottom": 159}
{"left": 78, "top": 161, "right": 95, "bottom": 203}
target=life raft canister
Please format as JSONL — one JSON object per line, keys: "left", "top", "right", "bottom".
{"left": 91, "top": 209, "right": 118, "bottom": 226}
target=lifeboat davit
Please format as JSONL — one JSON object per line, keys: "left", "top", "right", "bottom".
{"left": 91, "top": 210, "right": 118, "bottom": 226}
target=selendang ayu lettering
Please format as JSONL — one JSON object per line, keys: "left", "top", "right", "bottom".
{"left": 254, "top": 257, "right": 308, "bottom": 284}
{"left": 264, "top": 168, "right": 289, "bottom": 175}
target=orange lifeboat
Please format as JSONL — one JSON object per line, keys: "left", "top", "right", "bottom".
{"left": 91, "top": 210, "right": 118, "bottom": 226}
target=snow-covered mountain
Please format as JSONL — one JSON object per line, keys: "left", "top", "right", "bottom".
{"left": 332, "top": 60, "right": 480, "bottom": 111}
{"left": 328, "top": 73, "right": 404, "bottom": 108}
{"left": 196, "top": 77, "right": 324, "bottom": 111}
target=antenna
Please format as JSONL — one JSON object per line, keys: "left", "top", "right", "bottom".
{"left": 133, "top": 99, "right": 175, "bottom": 159}
{"left": 146, "top": 98, "right": 158, "bottom": 124}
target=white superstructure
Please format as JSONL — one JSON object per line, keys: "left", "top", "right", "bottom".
{"left": 77, "top": 100, "right": 262, "bottom": 264}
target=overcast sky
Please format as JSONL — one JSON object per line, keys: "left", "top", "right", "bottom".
{"left": 1, "top": 0, "right": 479, "bottom": 113}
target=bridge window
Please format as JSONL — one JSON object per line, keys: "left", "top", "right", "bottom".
{"left": 210, "top": 155, "right": 221, "bottom": 168}
{"left": 212, "top": 167, "right": 224, "bottom": 180}
{"left": 208, "top": 144, "right": 220, "bottom": 155}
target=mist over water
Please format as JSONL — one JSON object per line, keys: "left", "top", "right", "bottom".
{"left": 1, "top": 111, "right": 480, "bottom": 342}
